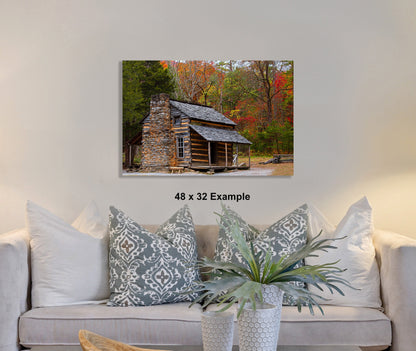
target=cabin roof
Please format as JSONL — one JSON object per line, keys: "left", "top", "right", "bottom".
{"left": 190, "top": 124, "right": 252, "bottom": 145}
{"left": 126, "top": 131, "right": 142, "bottom": 145}
{"left": 170, "top": 100, "right": 236, "bottom": 126}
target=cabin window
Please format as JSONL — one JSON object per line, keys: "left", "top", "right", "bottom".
{"left": 176, "top": 136, "right": 184, "bottom": 158}
{"left": 174, "top": 116, "right": 181, "bottom": 126}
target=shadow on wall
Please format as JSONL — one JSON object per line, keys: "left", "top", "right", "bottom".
{"left": 325, "top": 170, "right": 416, "bottom": 239}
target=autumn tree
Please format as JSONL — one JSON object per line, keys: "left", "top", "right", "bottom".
{"left": 168, "top": 61, "right": 218, "bottom": 105}
{"left": 274, "top": 61, "right": 294, "bottom": 125}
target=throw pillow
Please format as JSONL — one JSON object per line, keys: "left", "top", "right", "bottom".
{"left": 26, "top": 201, "right": 109, "bottom": 308}
{"left": 306, "top": 197, "right": 382, "bottom": 308}
{"left": 214, "top": 204, "right": 309, "bottom": 305}
{"left": 107, "top": 205, "right": 200, "bottom": 306}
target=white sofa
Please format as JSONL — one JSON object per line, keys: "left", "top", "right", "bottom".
{"left": 1, "top": 225, "right": 415, "bottom": 351}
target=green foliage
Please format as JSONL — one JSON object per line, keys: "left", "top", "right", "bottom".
{"left": 190, "top": 205, "right": 353, "bottom": 318}
{"left": 222, "top": 67, "right": 258, "bottom": 112}
{"left": 240, "top": 120, "right": 293, "bottom": 154}
{"left": 123, "top": 61, "right": 174, "bottom": 144}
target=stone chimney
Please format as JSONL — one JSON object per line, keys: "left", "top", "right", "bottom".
{"left": 141, "top": 94, "right": 176, "bottom": 171}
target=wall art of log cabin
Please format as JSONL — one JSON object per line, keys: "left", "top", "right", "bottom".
{"left": 122, "top": 60, "right": 294, "bottom": 176}
{"left": 137, "top": 93, "right": 252, "bottom": 173}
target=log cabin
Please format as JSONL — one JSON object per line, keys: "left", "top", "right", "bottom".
{"left": 139, "top": 93, "right": 252, "bottom": 172}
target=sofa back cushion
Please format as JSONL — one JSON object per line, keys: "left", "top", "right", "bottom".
{"left": 107, "top": 205, "right": 200, "bottom": 306}
{"left": 306, "top": 197, "right": 382, "bottom": 309}
{"left": 26, "top": 201, "right": 109, "bottom": 308}
{"left": 213, "top": 204, "right": 309, "bottom": 305}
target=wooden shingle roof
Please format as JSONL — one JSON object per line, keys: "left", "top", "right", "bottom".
{"left": 170, "top": 100, "right": 236, "bottom": 126}
{"left": 190, "top": 124, "right": 252, "bottom": 145}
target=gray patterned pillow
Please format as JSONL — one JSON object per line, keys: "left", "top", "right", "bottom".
{"left": 214, "top": 204, "right": 309, "bottom": 305}
{"left": 107, "top": 205, "right": 200, "bottom": 306}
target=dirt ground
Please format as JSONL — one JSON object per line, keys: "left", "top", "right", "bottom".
{"left": 123, "top": 156, "right": 294, "bottom": 176}
{"left": 237, "top": 156, "right": 294, "bottom": 176}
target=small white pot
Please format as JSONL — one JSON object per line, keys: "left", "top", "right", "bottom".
{"left": 201, "top": 311, "right": 234, "bottom": 351}
{"left": 238, "top": 302, "right": 281, "bottom": 351}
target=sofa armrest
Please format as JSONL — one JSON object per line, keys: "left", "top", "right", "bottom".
{"left": 0, "top": 229, "right": 30, "bottom": 351}
{"left": 373, "top": 229, "right": 416, "bottom": 351}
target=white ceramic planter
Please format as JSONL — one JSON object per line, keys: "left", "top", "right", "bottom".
{"left": 262, "top": 284, "right": 284, "bottom": 307}
{"left": 261, "top": 285, "right": 284, "bottom": 346}
{"left": 238, "top": 300, "right": 281, "bottom": 351}
{"left": 201, "top": 311, "right": 234, "bottom": 351}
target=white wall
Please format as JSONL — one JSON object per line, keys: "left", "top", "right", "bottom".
{"left": 1, "top": 0, "right": 416, "bottom": 238}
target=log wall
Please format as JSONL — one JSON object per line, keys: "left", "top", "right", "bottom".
{"left": 171, "top": 106, "right": 191, "bottom": 167}
{"left": 190, "top": 120, "right": 235, "bottom": 130}
{"left": 190, "top": 130, "right": 209, "bottom": 164}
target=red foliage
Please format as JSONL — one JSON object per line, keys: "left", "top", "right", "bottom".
{"left": 273, "top": 71, "right": 293, "bottom": 125}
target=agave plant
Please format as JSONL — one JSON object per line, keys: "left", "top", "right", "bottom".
{"left": 191, "top": 211, "right": 354, "bottom": 318}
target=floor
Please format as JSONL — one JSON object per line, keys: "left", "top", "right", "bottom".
{"left": 30, "top": 345, "right": 362, "bottom": 351}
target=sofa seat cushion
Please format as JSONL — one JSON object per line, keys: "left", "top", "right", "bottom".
{"left": 281, "top": 306, "right": 390, "bottom": 348}
{"left": 19, "top": 303, "right": 204, "bottom": 347}
{"left": 20, "top": 304, "right": 391, "bottom": 349}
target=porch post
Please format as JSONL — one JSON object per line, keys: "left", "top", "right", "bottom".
{"left": 236, "top": 144, "right": 239, "bottom": 168}
{"left": 248, "top": 145, "right": 251, "bottom": 168}
{"left": 128, "top": 144, "right": 132, "bottom": 167}
{"left": 208, "top": 141, "right": 211, "bottom": 167}
{"left": 225, "top": 143, "right": 228, "bottom": 167}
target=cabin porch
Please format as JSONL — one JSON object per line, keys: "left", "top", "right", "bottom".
{"left": 189, "top": 140, "right": 251, "bottom": 171}
{"left": 189, "top": 164, "right": 250, "bottom": 171}
{"left": 189, "top": 124, "right": 251, "bottom": 171}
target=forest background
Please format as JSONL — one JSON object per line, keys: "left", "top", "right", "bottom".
{"left": 123, "top": 60, "right": 294, "bottom": 161}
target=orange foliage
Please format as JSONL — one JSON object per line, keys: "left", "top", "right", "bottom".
{"left": 169, "top": 61, "right": 217, "bottom": 104}
{"left": 160, "top": 60, "right": 169, "bottom": 70}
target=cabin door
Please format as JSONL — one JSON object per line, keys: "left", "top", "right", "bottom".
{"left": 209, "top": 142, "right": 217, "bottom": 164}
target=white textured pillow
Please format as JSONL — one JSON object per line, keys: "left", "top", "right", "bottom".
{"left": 306, "top": 197, "right": 382, "bottom": 308}
{"left": 26, "top": 201, "right": 109, "bottom": 308}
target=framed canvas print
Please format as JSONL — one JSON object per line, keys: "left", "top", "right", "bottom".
{"left": 122, "top": 60, "right": 293, "bottom": 176}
